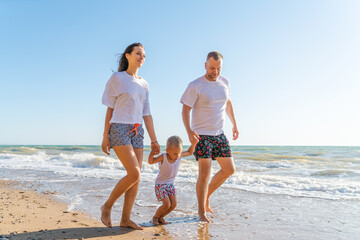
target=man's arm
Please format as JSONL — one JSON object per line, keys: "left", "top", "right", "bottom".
{"left": 182, "top": 104, "right": 200, "bottom": 144}
{"left": 181, "top": 139, "right": 199, "bottom": 157}
{"left": 226, "top": 99, "right": 239, "bottom": 140}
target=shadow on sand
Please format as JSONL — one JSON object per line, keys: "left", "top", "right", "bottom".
{"left": 5, "top": 216, "right": 202, "bottom": 239}
{"left": 5, "top": 226, "right": 136, "bottom": 240}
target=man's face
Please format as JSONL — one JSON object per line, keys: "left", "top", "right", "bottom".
{"left": 205, "top": 57, "right": 222, "bottom": 81}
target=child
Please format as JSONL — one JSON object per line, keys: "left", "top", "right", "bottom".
{"left": 148, "top": 136, "right": 198, "bottom": 225}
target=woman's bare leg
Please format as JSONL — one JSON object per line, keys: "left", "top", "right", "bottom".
{"left": 101, "top": 145, "right": 141, "bottom": 228}
{"left": 120, "top": 147, "right": 144, "bottom": 230}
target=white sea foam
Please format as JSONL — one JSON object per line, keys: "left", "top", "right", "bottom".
{"left": 1, "top": 145, "right": 360, "bottom": 201}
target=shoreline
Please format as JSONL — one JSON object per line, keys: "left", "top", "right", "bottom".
{"left": 1, "top": 178, "right": 359, "bottom": 239}
{"left": 0, "top": 180, "right": 172, "bottom": 240}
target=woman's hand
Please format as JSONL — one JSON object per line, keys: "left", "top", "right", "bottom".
{"left": 102, "top": 135, "right": 111, "bottom": 155}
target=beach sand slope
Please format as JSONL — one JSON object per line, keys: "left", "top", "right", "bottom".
{"left": 0, "top": 180, "right": 170, "bottom": 240}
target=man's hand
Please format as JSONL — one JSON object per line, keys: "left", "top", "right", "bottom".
{"left": 232, "top": 126, "right": 239, "bottom": 140}
{"left": 188, "top": 130, "right": 200, "bottom": 145}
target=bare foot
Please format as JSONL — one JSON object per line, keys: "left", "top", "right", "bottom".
{"left": 152, "top": 216, "right": 160, "bottom": 226}
{"left": 100, "top": 205, "right": 112, "bottom": 228}
{"left": 120, "top": 219, "right": 143, "bottom": 230}
{"left": 198, "top": 212, "right": 211, "bottom": 223}
{"left": 206, "top": 200, "right": 214, "bottom": 214}
{"left": 158, "top": 217, "right": 169, "bottom": 225}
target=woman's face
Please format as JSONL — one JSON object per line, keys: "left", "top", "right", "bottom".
{"left": 126, "top": 46, "right": 145, "bottom": 69}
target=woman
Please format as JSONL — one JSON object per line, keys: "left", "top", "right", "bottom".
{"left": 101, "top": 43, "right": 160, "bottom": 230}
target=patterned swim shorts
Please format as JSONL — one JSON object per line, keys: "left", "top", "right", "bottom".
{"left": 194, "top": 133, "right": 232, "bottom": 160}
{"left": 155, "top": 183, "right": 176, "bottom": 201}
{"left": 109, "top": 123, "right": 144, "bottom": 148}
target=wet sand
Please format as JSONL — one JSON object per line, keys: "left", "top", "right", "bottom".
{"left": 1, "top": 179, "right": 359, "bottom": 240}
{"left": 0, "top": 180, "right": 171, "bottom": 240}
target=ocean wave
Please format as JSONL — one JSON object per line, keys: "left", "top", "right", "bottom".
{"left": 61, "top": 146, "right": 89, "bottom": 151}
{"left": 304, "top": 151, "right": 324, "bottom": 156}
{"left": 56, "top": 153, "right": 123, "bottom": 170}
{"left": 9, "top": 147, "right": 39, "bottom": 154}
{"left": 2, "top": 145, "right": 360, "bottom": 201}
{"left": 311, "top": 169, "right": 355, "bottom": 177}
{"left": 226, "top": 172, "right": 360, "bottom": 200}
{"left": 243, "top": 153, "right": 320, "bottom": 162}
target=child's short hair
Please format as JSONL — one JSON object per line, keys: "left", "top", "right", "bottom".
{"left": 167, "top": 136, "right": 182, "bottom": 148}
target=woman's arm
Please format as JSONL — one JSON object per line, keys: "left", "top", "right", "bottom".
{"left": 102, "top": 107, "right": 114, "bottom": 155}
{"left": 143, "top": 115, "right": 160, "bottom": 154}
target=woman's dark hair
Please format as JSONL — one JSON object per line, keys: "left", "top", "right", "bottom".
{"left": 118, "top": 43, "right": 144, "bottom": 72}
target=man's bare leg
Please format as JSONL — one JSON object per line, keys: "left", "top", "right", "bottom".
{"left": 205, "top": 157, "right": 235, "bottom": 214}
{"left": 196, "top": 158, "right": 212, "bottom": 222}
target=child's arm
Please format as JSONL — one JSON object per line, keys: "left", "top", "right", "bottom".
{"left": 148, "top": 150, "right": 164, "bottom": 165}
{"left": 181, "top": 139, "right": 199, "bottom": 157}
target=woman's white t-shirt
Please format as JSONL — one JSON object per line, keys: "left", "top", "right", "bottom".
{"left": 102, "top": 71, "right": 151, "bottom": 124}
{"left": 180, "top": 75, "right": 230, "bottom": 136}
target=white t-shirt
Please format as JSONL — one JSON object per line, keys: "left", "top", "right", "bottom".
{"left": 180, "top": 75, "right": 231, "bottom": 136}
{"left": 102, "top": 71, "right": 151, "bottom": 124}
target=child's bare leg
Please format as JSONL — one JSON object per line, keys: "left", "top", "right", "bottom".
{"left": 159, "top": 195, "right": 177, "bottom": 224}
{"left": 152, "top": 197, "right": 171, "bottom": 225}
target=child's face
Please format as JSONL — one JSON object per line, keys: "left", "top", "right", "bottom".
{"left": 166, "top": 145, "right": 182, "bottom": 160}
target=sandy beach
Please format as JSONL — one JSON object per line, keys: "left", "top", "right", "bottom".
{"left": 1, "top": 179, "right": 359, "bottom": 240}
{"left": 0, "top": 180, "right": 172, "bottom": 240}
{"left": 1, "top": 145, "right": 360, "bottom": 239}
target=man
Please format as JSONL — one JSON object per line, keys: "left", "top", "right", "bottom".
{"left": 180, "top": 51, "right": 238, "bottom": 222}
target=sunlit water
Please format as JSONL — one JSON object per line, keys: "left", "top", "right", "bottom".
{"left": 1, "top": 145, "right": 359, "bottom": 239}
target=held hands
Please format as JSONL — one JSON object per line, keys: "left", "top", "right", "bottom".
{"left": 192, "top": 135, "right": 199, "bottom": 145}
{"left": 151, "top": 140, "right": 160, "bottom": 155}
{"left": 102, "top": 135, "right": 110, "bottom": 155}
{"left": 188, "top": 130, "right": 200, "bottom": 145}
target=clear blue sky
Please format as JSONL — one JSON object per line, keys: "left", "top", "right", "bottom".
{"left": 1, "top": 0, "right": 359, "bottom": 146}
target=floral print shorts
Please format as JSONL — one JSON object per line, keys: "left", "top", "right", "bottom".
{"left": 155, "top": 183, "right": 176, "bottom": 201}
{"left": 194, "top": 134, "right": 232, "bottom": 160}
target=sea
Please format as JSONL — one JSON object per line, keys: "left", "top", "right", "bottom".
{"left": 1, "top": 145, "right": 359, "bottom": 239}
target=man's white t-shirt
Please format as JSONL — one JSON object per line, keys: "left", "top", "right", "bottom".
{"left": 180, "top": 75, "right": 231, "bottom": 136}
{"left": 102, "top": 71, "right": 151, "bottom": 124}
